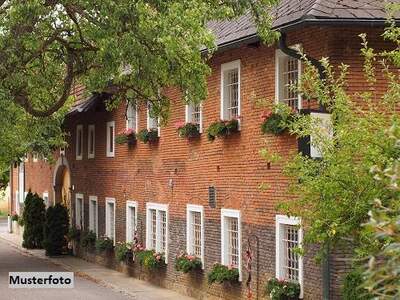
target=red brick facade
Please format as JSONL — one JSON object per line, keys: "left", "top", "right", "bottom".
{"left": 9, "top": 25, "right": 393, "bottom": 299}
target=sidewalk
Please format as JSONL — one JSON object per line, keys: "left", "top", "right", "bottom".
{"left": 0, "top": 230, "right": 194, "bottom": 300}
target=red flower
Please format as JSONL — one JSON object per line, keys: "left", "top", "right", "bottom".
{"left": 260, "top": 111, "right": 273, "bottom": 121}
{"left": 124, "top": 128, "right": 135, "bottom": 136}
{"left": 174, "top": 121, "right": 186, "bottom": 130}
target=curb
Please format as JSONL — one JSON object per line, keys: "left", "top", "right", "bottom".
{"left": 0, "top": 234, "right": 135, "bottom": 299}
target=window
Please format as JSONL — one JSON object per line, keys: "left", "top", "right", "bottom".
{"left": 105, "top": 198, "right": 116, "bottom": 243}
{"left": 310, "top": 112, "right": 333, "bottom": 158}
{"left": 106, "top": 121, "right": 115, "bottom": 157}
{"left": 33, "top": 153, "right": 39, "bottom": 162}
{"left": 185, "top": 103, "right": 203, "bottom": 133}
{"left": 126, "top": 201, "right": 138, "bottom": 243}
{"left": 89, "top": 196, "right": 98, "bottom": 236}
{"left": 88, "top": 125, "right": 95, "bottom": 159}
{"left": 276, "top": 215, "right": 303, "bottom": 296}
{"left": 221, "top": 60, "right": 241, "bottom": 121}
{"left": 43, "top": 192, "right": 49, "bottom": 208}
{"left": 147, "top": 103, "right": 159, "bottom": 131}
{"left": 76, "top": 125, "right": 83, "bottom": 160}
{"left": 276, "top": 49, "right": 301, "bottom": 110}
{"left": 146, "top": 203, "right": 168, "bottom": 261}
{"left": 221, "top": 209, "right": 241, "bottom": 280}
{"left": 126, "top": 103, "right": 138, "bottom": 132}
{"left": 186, "top": 205, "right": 204, "bottom": 266}
{"left": 75, "top": 193, "right": 84, "bottom": 229}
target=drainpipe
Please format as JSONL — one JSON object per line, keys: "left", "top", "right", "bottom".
{"left": 278, "top": 31, "right": 331, "bottom": 299}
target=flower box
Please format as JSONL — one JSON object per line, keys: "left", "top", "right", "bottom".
{"left": 260, "top": 104, "right": 296, "bottom": 135}
{"left": 206, "top": 118, "right": 239, "bottom": 141}
{"left": 115, "top": 242, "right": 134, "bottom": 263}
{"left": 115, "top": 128, "right": 136, "bottom": 146}
{"left": 137, "top": 129, "right": 159, "bottom": 144}
{"left": 95, "top": 236, "right": 114, "bottom": 253}
{"left": 175, "top": 251, "right": 202, "bottom": 273}
{"left": 207, "top": 263, "right": 239, "bottom": 284}
{"left": 265, "top": 278, "right": 300, "bottom": 300}
{"left": 175, "top": 121, "right": 200, "bottom": 139}
{"left": 134, "top": 245, "right": 165, "bottom": 271}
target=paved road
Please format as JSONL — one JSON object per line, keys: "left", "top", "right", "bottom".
{"left": 0, "top": 218, "right": 132, "bottom": 300}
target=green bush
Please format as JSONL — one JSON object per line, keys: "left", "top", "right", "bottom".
{"left": 22, "top": 192, "right": 45, "bottom": 249}
{"left": 260, "top": 104, "right": 295, "bottom": 135}
{"left": 175, "top": 252, "right": 202, "bottom": 273}
{"left": 176, "top": 122, "right": 200, "bottom": 139}
{"left": 43, "top": 203, "right": 69, "bottom": 256}
{"left": 135, "top": 250, "right": 165, "bottom": 270}
{"left": 342, "top": 268, "right": 373, "bottom": 300}
{"left": 206, "top": 119, "right": 239, "bottom": 141}
{"left": 137, "top": 129, "right": 159, "bottom": 143}
{"left": 11, "top": 212, "right": 18, "bottom": 221}
{"left": 80, "top": 230, "right": 97, "bottom": 249}
{"left": 115, "top": 242, "right": 133, "bottom": 262}
{"left": 265, "top": 278, "right": 300, "bottom": 300}
{"left": 207, "top": 263, "right": 239, "bottom": 284}
{"left": 67, "top": 226, "right": 81, "bottom": 242}
{"left": 95, "top": 236, "right": 114, "bottom": 252}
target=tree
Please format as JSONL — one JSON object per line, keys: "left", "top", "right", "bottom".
{"left": 43, "top": 203, "right": 69, "bottom": 256}
{"left": 22, "top": 192, "right": 46, "bottom": 249}
{"left": 264, "top": 6, "right": 400, "bottom": 297}
{"left": 0, "top": 0, "right": 279, "bottom": 170}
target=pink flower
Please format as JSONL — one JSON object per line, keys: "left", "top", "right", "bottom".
{"left": 156, "top": 255, "right": 161, "bottom": 261}
{"left": 174, "top": 121, "right": 186, "bottom": 130}
{"left": 124, "top": 128, "right": 135, "bottom": 136}
{"left": 228, "top": 264, "right": 233, "bottom": 270}
{"left": 261, "top": 111, "right": 273, "bottom": 121}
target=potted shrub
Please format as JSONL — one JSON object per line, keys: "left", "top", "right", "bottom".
{"left": 115, "top": 128, "right": 136, "bottom": 146}
{"left": 11, "top": 212, "right": 19, "bottom": 234}
{"left": 175, "top": 251, "right": 202, "bottom": 273}
{"left": 95, "top": 236, "right": 114, "bottom": 253}
{"left": 134, "top": 245, "right": 165, "bottom": 271}
{"left": 80, "top": 230, "right": 97, "bottom": 251}
{"left": 137, "top": 129, "right": 159, "bottom": 144}
{"left": 207, "top": 263, "right": 239, "bottom": 284}
{"left": 206, "top": 118, "right": 239, "bottom": 141}
{"left": 265, "top": 278, "right": 301, "bottom": 300}
{"left": 175, "top": 121, "right": 200, "bottom": 139}
{"left": 260, "top": 104, "right": 296, "bottom": 135}
{"left": 115, "top": 242, "right": 134, "bottom": 263}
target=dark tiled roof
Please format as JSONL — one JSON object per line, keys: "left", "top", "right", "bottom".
{"left": 210, "top": 0, "right": 398, "bottom": 47}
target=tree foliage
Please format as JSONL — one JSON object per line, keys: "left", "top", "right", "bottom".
{"left": 0, "top": 0, "right": 279, "bottom": 170}
{"left": 22, "top": 192, "right": 46, "bottom": 249}
{"left": 265, "top": 7, "right": 400, "bottom": 297}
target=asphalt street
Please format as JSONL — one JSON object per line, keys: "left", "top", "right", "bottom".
{"left": 0, "top": 218, "right": 132, "bottom": 300}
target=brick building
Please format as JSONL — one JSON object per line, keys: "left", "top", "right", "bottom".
{"left": 8, "top": 1, "right": 397, "bottom": 299}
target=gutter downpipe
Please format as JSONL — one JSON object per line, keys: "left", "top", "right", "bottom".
{"left": 277, "top": 31, "right": 330, "bottom": 300}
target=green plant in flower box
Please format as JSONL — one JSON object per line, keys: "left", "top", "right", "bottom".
{"left": 115, "top": 128, "right": 136, "bottom": 146}
{"left": 115, "top": 242, "right": 133, "bottom": 262}
{"left": 175, "top": 121, "right": 200, "bottom": 139}
{"left": 175, "top": 251, "right": 202, "bottom": 273}
{"left": 137, "top": 129, "right": 159, "bottom": 144}
{"left": 207, "top": 263, "right": 239, "bottom": 284}
{"left": 265, "top": 278, "right": 301, "bottom": 300}
{"left": 206, "top": 118, "right": 239, "bottom": 141}
{"left": 135, "top": 248, "right": 165, "bottom": 270}
{"left": 95, "top": 236, "right": 114, "bottom": 252}
{"left": 260, "top": 103, "right": 296, "bottom": 135}
{"left": 80, "top": 230, "right": 97, "bottom": 249}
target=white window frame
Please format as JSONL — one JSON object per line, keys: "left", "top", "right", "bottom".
{"left": 221, "top": 208, "right": 242, "bottom": 281}
{"left": 76, "top": 124, "right": 83, "bottom": 160}
{"left": 220, "top": 60, "right": 241, "bottom": 124}
{"left": 105, "top": 197, "right": 116, "bottom": 244}
{"left": 126, "top": 201, "right": 138, "bottom": 243}
{"left": 146, "top": 103, "right": 161, "bottom": 136}
{"left": 186, "top": 204, "right": 205, "bottom": 268}
{"left": 89, "top": 196, "right": 98, "bottom": 236}
{"left": 146, "top": 202, "right": 169, "bottom": 263}
{"left": 275, "top": 214, "right": 304, "bottom": 297}
{"left": 106, "top": 121, "right": 115, "bottom": 158}
{"left": 126, "top": 102, "right": 138, "bottom": 132}
{"left": 88, "top": 124, "right": 95, "bottom": 159}
{"left": 275, "top": 49, "right": 302, "bottom": 110}
{"left": 43, "top": 192, "right": 49, "bottom": 208}
{"left": 185, "top": 103, "right": 203, "bottom": 133}
{"left": 75, "top": 193, "right": 84, "bottom": 230}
